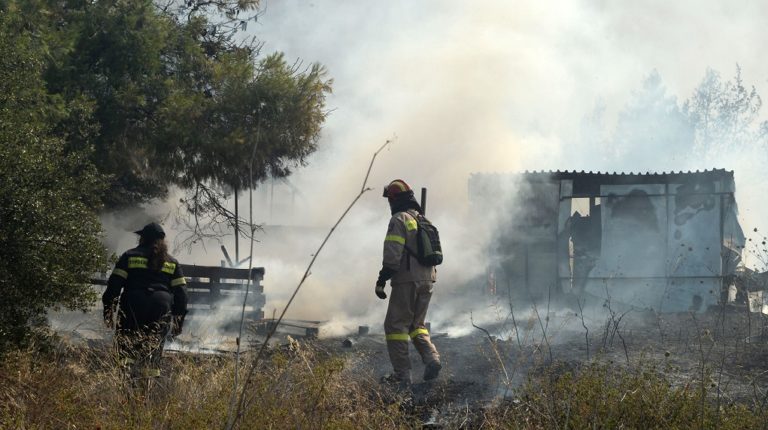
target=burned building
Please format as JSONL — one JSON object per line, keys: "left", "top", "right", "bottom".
{"left": 469, "top": 169, "right": 745, "bottom": 312}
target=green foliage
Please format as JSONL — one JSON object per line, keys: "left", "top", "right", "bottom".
{"left": 157, "top": 51, "right": 332, "bottom": 191}
{"left": 20, "top": 0, "right": 332, "bottom": 208}
{"left": 0, "top": 0, "right": 330, "bottom": 350}
{"left": 0, "top": 8, "right": 110, "bottom": 353}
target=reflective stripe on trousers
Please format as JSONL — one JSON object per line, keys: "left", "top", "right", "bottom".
{"left": 384, "top": 280, "right": 440, "bottom": 379}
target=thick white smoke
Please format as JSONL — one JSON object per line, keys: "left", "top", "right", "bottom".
{"left": 93, "top": 1, "right": 768, "bottom": 339}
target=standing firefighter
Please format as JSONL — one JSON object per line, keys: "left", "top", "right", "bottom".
{"left": 102, "top": 222, "right": 188, "bottom": 375}
{"left": 376, "top": 179, "right": 442, "bottom": 388}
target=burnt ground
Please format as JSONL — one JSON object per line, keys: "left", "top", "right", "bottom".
{"left": 50, "top": 303, "right": 768, "bottom": 425}
{"left": 307, "top": 305, "right": 768, "bottom": 424}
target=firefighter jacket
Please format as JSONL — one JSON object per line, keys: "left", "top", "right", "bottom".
{"left": 383, "top": 210, "right": 437, "bottom": 285}
{"left": 102, "top": 245, "right": 188, "bottom": 316}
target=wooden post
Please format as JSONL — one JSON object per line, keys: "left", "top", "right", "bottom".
{"left": 234, "top": 185, "right": 239, "bottom": 263}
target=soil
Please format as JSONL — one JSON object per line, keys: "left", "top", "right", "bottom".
{"left": 310, "top": 305, "right": 768, "bottom": 424}
{"left": 51, "top": 302, "right": 768, "bottom": 426}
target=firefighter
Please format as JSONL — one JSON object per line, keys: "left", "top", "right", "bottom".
{"left": 376, "top": 179, "right": 441, "bottom": 388}
{"left": 102, "top": 222, "right": 188, "bottom": 375}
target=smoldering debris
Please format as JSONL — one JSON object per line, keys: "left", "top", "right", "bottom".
{"left": 48, "top": 166, "right": 768, "bottom": 423}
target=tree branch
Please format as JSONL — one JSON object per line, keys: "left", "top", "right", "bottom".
{"left": 224, "top": 137, "right": 393, "bottom": 430}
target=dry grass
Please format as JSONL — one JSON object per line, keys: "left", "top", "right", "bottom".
{"left": 476, "top": 362, "right": 767, "bottom": 429}
{"left": 2, "top": 332, "right": 767, "bottom": 429}
{"left": 0, "top": 337, "right": 409, "bottom": 429}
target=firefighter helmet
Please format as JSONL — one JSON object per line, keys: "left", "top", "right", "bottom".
{"left": 134, "top": 222, "right": 166, "bottom": 240}
{"left": 383, "top": 179, "right": 412, "bottom": 199}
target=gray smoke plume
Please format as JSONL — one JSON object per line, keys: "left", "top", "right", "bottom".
{"left": 70, "top": 1, "right": 768, "bottom": 344}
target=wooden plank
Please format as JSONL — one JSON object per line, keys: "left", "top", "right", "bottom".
{"left": 186, "top": 291, "right": 216, "bottom": 304}
{"left": 186, "top": 281, "right": 264, "bottom": 293}
{"left": 180, "top": 265, "right": 265, "bottom": 280}
{"left": 93, "top": 267, "right": 265, "bottom": 285}
{"left": 92, "top": 264, "right": 266, "bottom": 317}
{"left": 91, "top": 279, "right": 264, "bottom": 294}
{"left": 186, "top": 289, "right": 266, "bottom": 297}
{"left": 187, "top": 290, "right": 265, "bottom": 304}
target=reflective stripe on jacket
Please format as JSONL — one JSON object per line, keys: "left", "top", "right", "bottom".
{"left": 383, "top": 210, "right": 437, "bottom": 284}
{"left": 102, "top": 246, "right": 188, "bottom": 316}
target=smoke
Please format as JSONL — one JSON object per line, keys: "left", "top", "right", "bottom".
{"left": 84, "top": 1, "right": 768, "bottom": 342}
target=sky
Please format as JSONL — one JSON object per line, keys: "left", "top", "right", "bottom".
{"left": 103, "top": 1, "right": 768, "bottom": 334}
{"left": 248, "top": 0, "right": 768, "bottom": 214}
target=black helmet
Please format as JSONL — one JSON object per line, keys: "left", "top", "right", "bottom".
{"left": 134, "top": 222, "right": 166, "bottom": 240}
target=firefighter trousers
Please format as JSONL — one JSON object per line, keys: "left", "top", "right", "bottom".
{"left": 116, "top": 289, "right": 173, "bottom": 369}
{"left": 384, "top": 280, "right": 440, "bottom": 381}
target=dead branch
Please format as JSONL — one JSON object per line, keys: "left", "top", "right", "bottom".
{"left": 576, "top": 297, "right": 590, "bottom": 361}
{"left": 225, "top": 138, "right": 392, "bottom": 430}
{"left": 471, "top": 312, "right": 511, "bottom": 390}
{"left": 531, "top": 301, "right": 553, "bottom": 364}
{"left": 506, "top": 279, "right": 523, "bottom": 349}
{"left": 174, "top": 181, "right": 263, "bottom": 252}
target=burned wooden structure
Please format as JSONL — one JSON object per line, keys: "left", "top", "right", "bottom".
{"left": 92, "top": 264, "right": 266, "bottom": 331}
{"left": 182, "top": 264, "right": 266, "bottom": 325}
{"left": 469, "top": 169, "right": 745, "bottom": 312}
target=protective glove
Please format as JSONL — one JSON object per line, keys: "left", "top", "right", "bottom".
{"left": 375, "top": 267, "right": 395, "bottom": 300}
{"left": 375, "top": 283, "right": 387, "bottom": 300}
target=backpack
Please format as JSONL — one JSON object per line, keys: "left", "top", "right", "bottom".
{"left": 405, "top": 212, "right": 443, "bottom": 266}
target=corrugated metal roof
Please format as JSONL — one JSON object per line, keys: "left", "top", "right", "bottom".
{"left": 469, "top": 169, "right": 736, "bottom": 194}
{"left": 471, "top": 168, "right": 733, "bottom": 177}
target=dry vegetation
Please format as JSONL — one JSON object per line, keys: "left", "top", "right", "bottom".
{"left": 0, "top": 335, "right": 408, "bottom": 429}
{"left": 4, "top": 310, "right": 768, "bottom": 430}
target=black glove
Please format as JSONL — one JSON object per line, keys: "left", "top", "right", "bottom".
{"left": 375, "top": 267, "right": 396, "bottom": 299}
{"left": 375, "top": 284, "right": 387, "bottom": 299}
{"left": 377, "top": 267, "right": 396, "bottom": 284}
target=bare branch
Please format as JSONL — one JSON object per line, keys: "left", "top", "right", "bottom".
{"left": 174, "top": 181, "right": 263, "bottom": 252}
{"left": 225, "top": 137, "right": 394, "bottom": 429}
{"left": 531, "top": 300, "right": 553, "bottom": 364}
{"left": 471, "top": 312, "right": 511, "bottom": 390}
{"left": 576, "top": 297, "right": 590, "bottom": 361}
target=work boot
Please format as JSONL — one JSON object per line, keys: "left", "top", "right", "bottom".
{"left": 423, "top": 360, "right": 442, "bottom": 381}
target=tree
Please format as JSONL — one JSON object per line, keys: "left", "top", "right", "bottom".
{"left": 611, "top": 70, "right": 694, "bottom": 171}
{"left": 0, "top": 8, "right": 110, "bottom": 353}
{"left": 683, "top": 66, "right": 763, "bottom": 154}
{"left": 0, "top": 0, "right": 330, "bottom": 349}
{"left": 24, "top": 0, "right": 331, "bottom": 208}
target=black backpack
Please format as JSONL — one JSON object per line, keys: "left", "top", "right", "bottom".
{"left": 405, "top": 212, "right": 443, "bottom": 266}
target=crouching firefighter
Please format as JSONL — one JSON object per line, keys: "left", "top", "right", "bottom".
{"left": 102, "top": 222, "right": 188, "bottom": 376}
{"left": 376, "top": 179, "right": 442, "bottom": 388}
